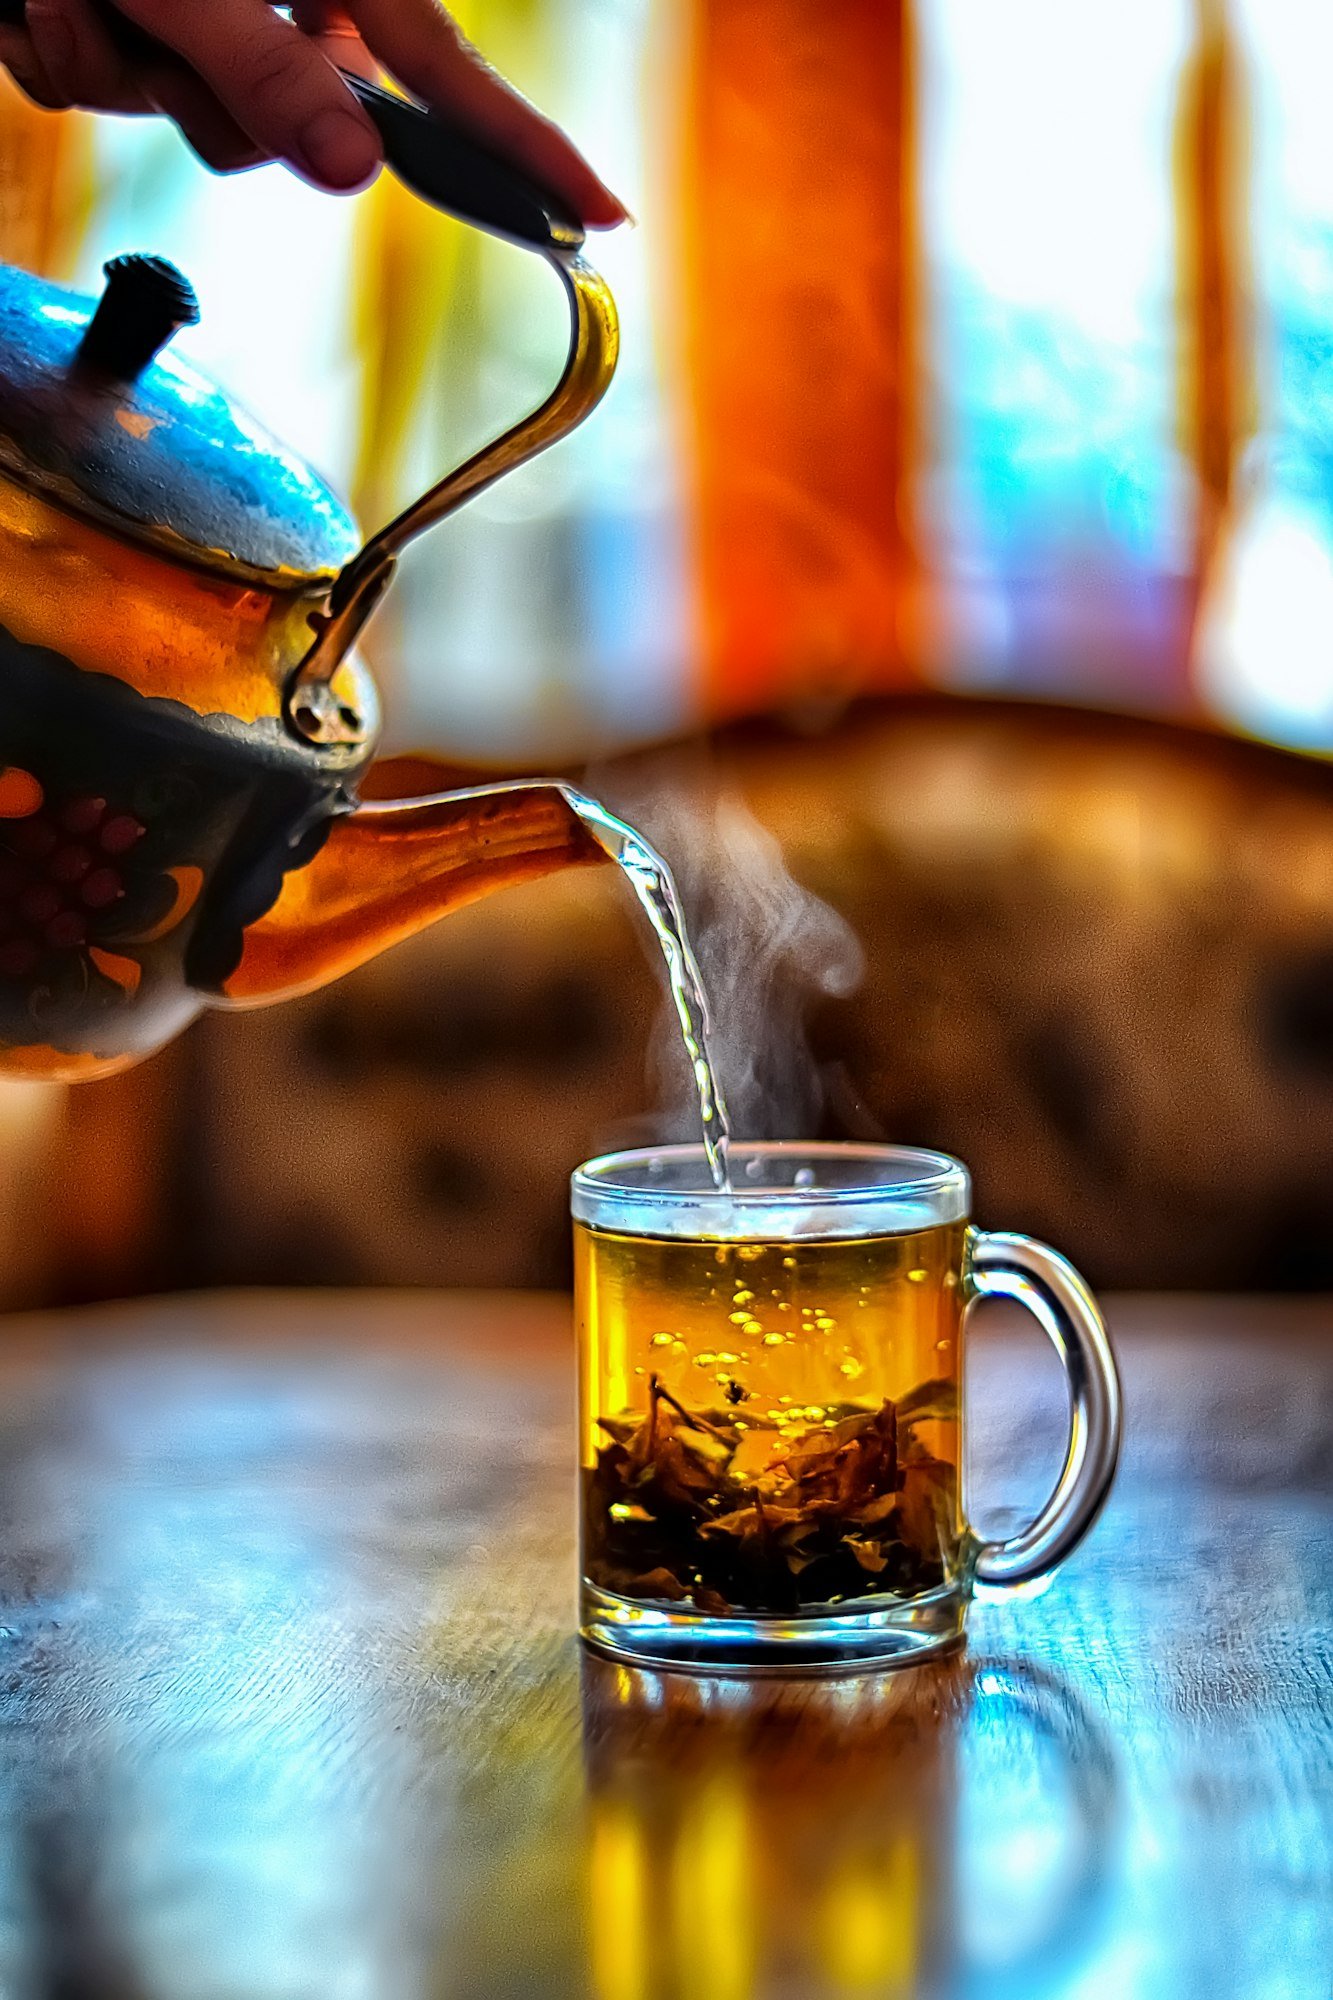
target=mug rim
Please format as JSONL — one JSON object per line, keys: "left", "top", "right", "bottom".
{"left": 571, "top": 1141, "right": 970, "bottom": 1237}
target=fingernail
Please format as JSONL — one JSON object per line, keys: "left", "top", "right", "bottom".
{"left": 587, "top": 188, "right": 634, "bottom": 230}
{"left": 297, "top": 107, "right": 381, "bottom": 190}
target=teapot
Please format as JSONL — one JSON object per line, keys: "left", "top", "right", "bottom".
{"left": 0, "top": 89, "right": 619, "bottom": 1080}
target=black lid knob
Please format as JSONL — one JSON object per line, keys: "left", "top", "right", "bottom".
{"left": 76, "top": 254, "right": 200, "bottom": 382}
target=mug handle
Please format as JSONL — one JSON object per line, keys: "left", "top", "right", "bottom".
{"left": 967, "top": 1231, "right": 1123, "bottom": 1589}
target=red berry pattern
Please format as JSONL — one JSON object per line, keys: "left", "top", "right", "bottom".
{"left": 81, "top": 867, "right": 123, "bottom": 910}
{"left": 0, "top": 790, "right": 145, "bottom": 977}
{"left": 18, "top": 884, "right": 60, "bottom": 928}
{"left": 46, "top": 912, "right": 87, "bottom": 950}
{"left": 50, "top": 844, "right": 92, "bottom": 885}
{"left": 58, "top": 796, "right": 106, "bottom": 836}
{"left": 11, "top": 818, "right": 57, "bottom": 861}
{"left": 0, "top": 938, "right": 38, "bottom": 978}
{"left": 99, "top": 814, "right": 145, "bottom": 857}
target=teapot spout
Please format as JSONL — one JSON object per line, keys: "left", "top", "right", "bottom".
{"left": 221, "top": 774, "right": 604, "bottom": 1007}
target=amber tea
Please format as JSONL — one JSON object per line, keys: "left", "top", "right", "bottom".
{"left": 580, "top": 1218, "right": 963, "bottom": 1612}
{"left": 573, "top": 1144, "right": 1121, "bottom": 1672}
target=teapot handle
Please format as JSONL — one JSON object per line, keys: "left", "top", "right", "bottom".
{"left": 285, "top": 248, "right": 619, "bottom": 747}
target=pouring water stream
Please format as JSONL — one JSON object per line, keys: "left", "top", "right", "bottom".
{"left": 449, "top": 781, "right": 733, "bottom": 1190}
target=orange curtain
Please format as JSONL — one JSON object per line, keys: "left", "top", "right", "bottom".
{"left": 0, "top": 77, "right": 93, "bottom": 276}
{"left": 1174, "top": 0, "right": 1256, "bottom": 649}
{"left": 677, "top": 0, "right": 927, "bottom": 723}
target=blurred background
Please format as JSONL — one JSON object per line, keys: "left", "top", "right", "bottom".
{"left": 6, "top": 0, "right": 1333, "bottom": 1301}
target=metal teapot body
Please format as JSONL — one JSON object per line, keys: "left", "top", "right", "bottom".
{"left": 0, "top": 234, "right": 617, "bottom": 1080}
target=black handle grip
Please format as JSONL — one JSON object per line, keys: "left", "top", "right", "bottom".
{"left": 341, "top": 72, "right": 581, "bottom": 251}
{"left": 0, "top": 0, "right": 582, "bottom": 252}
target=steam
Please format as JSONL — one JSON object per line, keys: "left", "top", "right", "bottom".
{"left": 591, "top": 762, "right": 863, "bottom": 1141}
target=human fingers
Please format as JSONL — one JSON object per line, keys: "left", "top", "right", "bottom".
{"left": 344, "top": 0, "right": 626, "bottom": 227}
{"left": 118, "top": 0, "right": 383, "bottom": 190}
{"left": 24, "top": 0, "right": 299, "bottom": 170}
{"left": 290, "top": 0, "right": 378, "bottom": 85}
{"left": 145, "top": 63, "right": 266, "bottom": 173}
{"left": 25, "top": 0, "right": 267, "bottom": 171}
{"left": 0, "top": 21, "right": 71, "bottom": 106}
{"left": 24, "top": 0, "right": 153, "bottom": 111}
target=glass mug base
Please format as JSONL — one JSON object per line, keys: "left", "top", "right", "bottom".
{"left": 580, "top": 1580, "right": 969, "bottom": 1676}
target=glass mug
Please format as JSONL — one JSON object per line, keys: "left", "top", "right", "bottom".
{"left": 573, "top": 1143, "right": 1121, "bottom": 1672}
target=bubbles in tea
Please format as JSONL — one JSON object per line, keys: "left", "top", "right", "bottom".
{"left": 577, "top": 1219, "right": 965, "bottom": 1618}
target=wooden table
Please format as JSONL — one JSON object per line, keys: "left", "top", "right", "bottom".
{"left": 0, "top": 1289, "right": 1325, "bottom": 2000}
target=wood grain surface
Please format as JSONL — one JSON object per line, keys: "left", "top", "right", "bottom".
{"left": 0, "top": 1289, "right": 1325, "bottom": 2000}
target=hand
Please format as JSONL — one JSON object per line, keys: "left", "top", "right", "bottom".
{"left": 0, "top": 0, "right": 627, "bottom": 225}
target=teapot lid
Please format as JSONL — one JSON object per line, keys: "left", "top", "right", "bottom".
{"left": 0, "top": 255, "right": 360, "bottom": 589}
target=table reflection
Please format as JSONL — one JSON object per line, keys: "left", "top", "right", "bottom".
{"left": 581, "top": 1654, "right": 1120, "bottom": 2000}
{"left": 0, "top": 1341, "right": 1125, "bottom": 2000}
{"left": 0, "top": 1354, "right": 463, "bottom": 2000}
